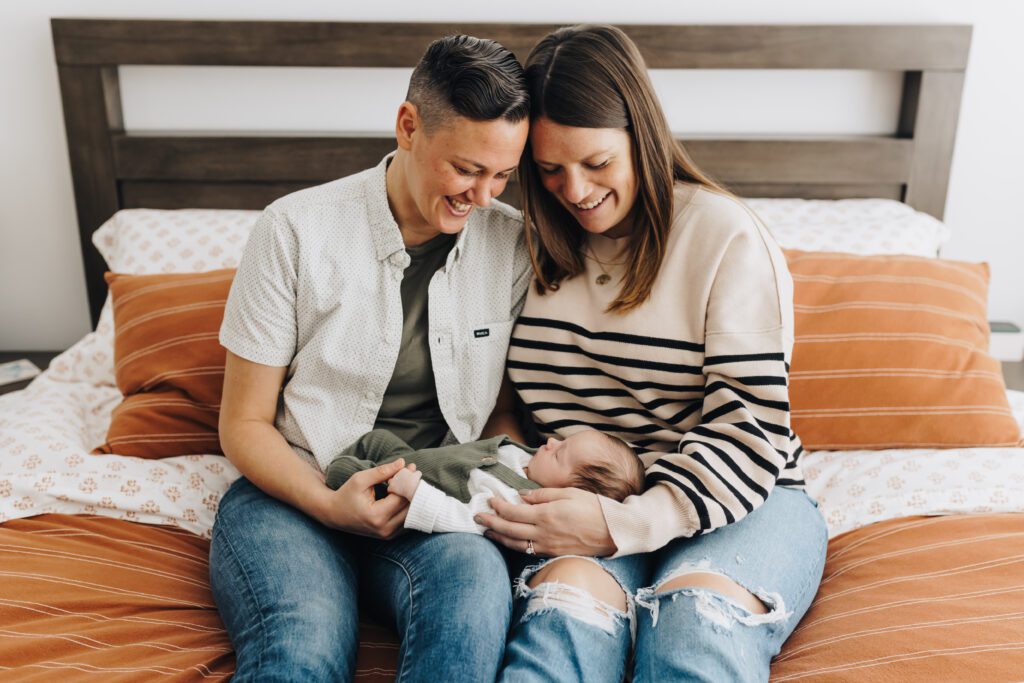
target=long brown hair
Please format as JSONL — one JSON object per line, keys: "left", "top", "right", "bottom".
{"left": 520, "top": 24, "right": 725, "bottom": 313}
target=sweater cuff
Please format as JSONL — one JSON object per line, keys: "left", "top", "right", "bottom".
{"left": 404, "top": 482, "right": 447, "bottom": 533}
{"left": 598, "top": 485, "right": 700, "bottom": 558}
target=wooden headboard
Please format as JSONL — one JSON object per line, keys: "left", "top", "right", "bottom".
{"left": 51, "top": 19, "right": 971, "bottom": 326}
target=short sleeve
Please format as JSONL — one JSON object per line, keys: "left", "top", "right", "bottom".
{"left": 219, "top": 209, "right": 298, "bottom": 367}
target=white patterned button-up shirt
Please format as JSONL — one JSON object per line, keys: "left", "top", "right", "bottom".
{"left": 220, "top": 155, "right": 531, "bottom": 471}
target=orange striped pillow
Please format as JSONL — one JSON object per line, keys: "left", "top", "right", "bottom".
{"left": 786, "top": 250, "right": 1021, "bottom": 450}
{"left": 93, "top": 269, "right": 235, "bottom": 458}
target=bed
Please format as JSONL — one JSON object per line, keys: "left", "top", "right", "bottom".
{"left": 3, "top": 18, "right": 1022, "bottom": 681}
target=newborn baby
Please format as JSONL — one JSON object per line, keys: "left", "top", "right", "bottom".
{"left": 325, "top": 428, "right": 644, "bottom": 535}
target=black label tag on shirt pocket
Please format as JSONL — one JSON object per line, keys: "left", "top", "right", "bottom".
{"left": 474, "top": 328, "right": 490, "bottom": 338}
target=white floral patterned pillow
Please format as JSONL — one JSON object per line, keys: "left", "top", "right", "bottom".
{"left": 48, "top": 209, "right": 260, "bottom": 388}
{"left": 92, "top": 208, "right": 260, "bottom": 274}
{"left": 745, "top": 198, "right": 951, "bottom": 257}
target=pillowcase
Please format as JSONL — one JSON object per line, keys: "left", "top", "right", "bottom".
{"left": 92, "top": 209, "right": 260, "bottom": 274}
{"left": 786, "top": 250, "right": 1022, "bottom": 450}
{"left": 92, "top": 269, "right": 235, "bottom": 458}
{"left": 747, "top": 198, "right": 951, "bottom": 257}
{"left": 50, "top": 210, "right": 260, "bottom": 389}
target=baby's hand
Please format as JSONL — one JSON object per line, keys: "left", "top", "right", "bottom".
{"left": 387, "top": 467, "right": 422, "bottom": 500}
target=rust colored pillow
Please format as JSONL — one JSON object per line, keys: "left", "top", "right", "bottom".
{"left": 93, "top": 269, "right": 235, "bottom": 458}
{"left": 785, "top": 250, "right": 1021, "bottom": 450}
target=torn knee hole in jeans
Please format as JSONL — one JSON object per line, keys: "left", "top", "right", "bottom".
{"left": 514, "top": 556, "right": 636, "bottom": 638}
{"left": 516, "top": 580, "right": 629, "bottom": 635}
{"left": 633, "top": 562, "right": 792, "bottom": 630}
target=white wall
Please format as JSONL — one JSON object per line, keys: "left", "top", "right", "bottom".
{"left": 2, "top": 0, "right": 1022, "bottom": 351}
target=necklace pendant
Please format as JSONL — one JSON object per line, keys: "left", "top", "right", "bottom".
{"left": 595, "top": 274, "right": 612, "bottom": 285}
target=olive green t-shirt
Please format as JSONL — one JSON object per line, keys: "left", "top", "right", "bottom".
{"left": 373, "top": 232, "right": 457, "bottom": 449}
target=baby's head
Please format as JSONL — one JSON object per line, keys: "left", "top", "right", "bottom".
{"left": 525, "top": 429, "right": 645, "bottom": 502}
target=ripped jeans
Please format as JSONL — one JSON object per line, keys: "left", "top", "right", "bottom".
{"left": 500, "top": 487, "right": 827, "bottom": 682}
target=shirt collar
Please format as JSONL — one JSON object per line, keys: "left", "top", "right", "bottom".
{"left": 366, "top": 152, "right": 469, "bottom": 265}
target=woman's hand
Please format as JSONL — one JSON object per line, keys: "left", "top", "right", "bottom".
{"left": 475, "top": 487, "right": 617, "bottom": 557}
{"left": 312, "top": 460, "right": 413, "bottom": 539}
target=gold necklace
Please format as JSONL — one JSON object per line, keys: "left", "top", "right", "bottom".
{"left": 586, "top": 242, "right": 614, "bottom": 286}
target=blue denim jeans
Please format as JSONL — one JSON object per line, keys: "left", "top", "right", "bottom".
{"left": 500, "top": 487, "right": 828, "bottom": 683}
{"left": 209, "top": 477, "right": 512, "bottom": 682}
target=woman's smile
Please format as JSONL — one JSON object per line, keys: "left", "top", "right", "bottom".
{"left": 445, "top": 194, "right": 472, "bottom": 217}
{"left": 573, "top": 191, "right": 611, "bottom": 212}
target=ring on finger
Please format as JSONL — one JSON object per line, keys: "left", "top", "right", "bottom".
{"left": 526, "top": 539, "right": 536, "bottom": 555}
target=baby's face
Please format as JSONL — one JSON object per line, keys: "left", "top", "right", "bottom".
{"left": 525, "top": 431, "right": 605, "bottom": 488}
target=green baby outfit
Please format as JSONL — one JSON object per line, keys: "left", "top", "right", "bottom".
{"left": 325, "top": 429, "right": 540, "bottom": 503}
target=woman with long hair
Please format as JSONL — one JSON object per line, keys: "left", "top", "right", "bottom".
{"left": 478, "top": 25, "right": 827, "bottom": 680}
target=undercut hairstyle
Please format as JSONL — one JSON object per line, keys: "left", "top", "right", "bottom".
{"left": 520, "top": 24, "right": 728, "bottom": 314}
{"left": 569, "top": 432, "right": 645, "bottom": 502}
{"left": 407, "top": 34, "right": 529, "bottom": 132}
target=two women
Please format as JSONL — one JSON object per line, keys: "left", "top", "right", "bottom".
{"left": 482, "top": 25, "right": 827, "bottom": 681}
{"left": 213, "top": 22, "right": 826, "bottom": 683}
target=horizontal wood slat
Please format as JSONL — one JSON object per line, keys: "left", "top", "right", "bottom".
{"left": 728, "top": 183, "right": 902, "bottom": 200}
{"left": 113, "top": 135, "right": 395, "bottom": 182}
{"left": 120, "top": 179, "right": 902, "bottom": 212}
{"left": 113, "top": 135, "right": 914, "bottom": 186}
{"left": 52, "top": 20, "right": 971, "bottom": 70}
{"left": 121, "top": 181, "right": 314, "bottom": 210}
{"left": 684, "top": 138, "right": 913, "bottom": 184}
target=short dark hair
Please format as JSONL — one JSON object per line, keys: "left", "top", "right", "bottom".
{"left": 407, "top": 34, "right": 529, "bottom": 132}
{"left": 569, "top": 433, "right": 645, "bottom": 502}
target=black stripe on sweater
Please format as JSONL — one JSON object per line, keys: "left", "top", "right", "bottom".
{"left": 677, "top": 439, "right": 771, "bottom": 501}
{"left": 656, "top": 454, "right": 754, "bottom": 515}
{"left": 699, "top": 400, "right": 792, "bottom": 439}
{"left": 507, "top": 360, "right": 700, "bottom": 392}
{"left": 704, "top": 352, "right": 785, "bottom": 366}
{"left": 513, "top": 381, "right": 704, "bottom": 398}
{"left": 511, "top": 337, "right": 702, "bottom": 375}
{"left": 704, "top": 380, "right": 790, "bottom": 412}
{"left": 735, "top": 376, "right": 787, "bottom": 387}
{"left": 541, "top": 418, "right": 671, "bottom": 436}
{"left": 651, "top": 460, "right": 736, "bottom": 525}
{"left": 733, "top": 421, "right": 790, "bottom": 458}
{"left": 526, "top": 401, "right": 654, "bottom": 419}
{"left": 646, "top": 471, "right": 712, "bottom": 531}
{"left": 516, "top": 316, "right": 705, "bottom": 352}
{"left": 689, "top": 425, "right": 781, "bottom": 477}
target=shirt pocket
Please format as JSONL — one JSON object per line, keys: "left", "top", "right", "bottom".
{"left": 455, "top": 319, "right": 515, "bottom": 411}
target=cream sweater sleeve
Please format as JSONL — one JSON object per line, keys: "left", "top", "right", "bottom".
{"left": 599, "top": 214, "right": 796, "bottom": 557}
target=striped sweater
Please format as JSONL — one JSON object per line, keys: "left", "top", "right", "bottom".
{"left": 508, "top": 184, "right": 805, "bottom": 557}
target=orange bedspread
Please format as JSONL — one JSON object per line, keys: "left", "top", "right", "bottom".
{"left": 771, "top": 513, "right": 1024, "bottom": 681}
{"left": 0, "top": 514, "right": 398, "bottom": 681}
{"left": 2, "top": 513, "right": 1022, "bottom": 681}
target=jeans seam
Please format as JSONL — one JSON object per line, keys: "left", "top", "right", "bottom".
{"left": 790, "top": 496, "right": 829, "bottom": 613}
{"left": 372, "top": 551, "right": 417, "bottom": 683}
{"left": 212, "top": 524, "right": 269, "bottom": 678}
